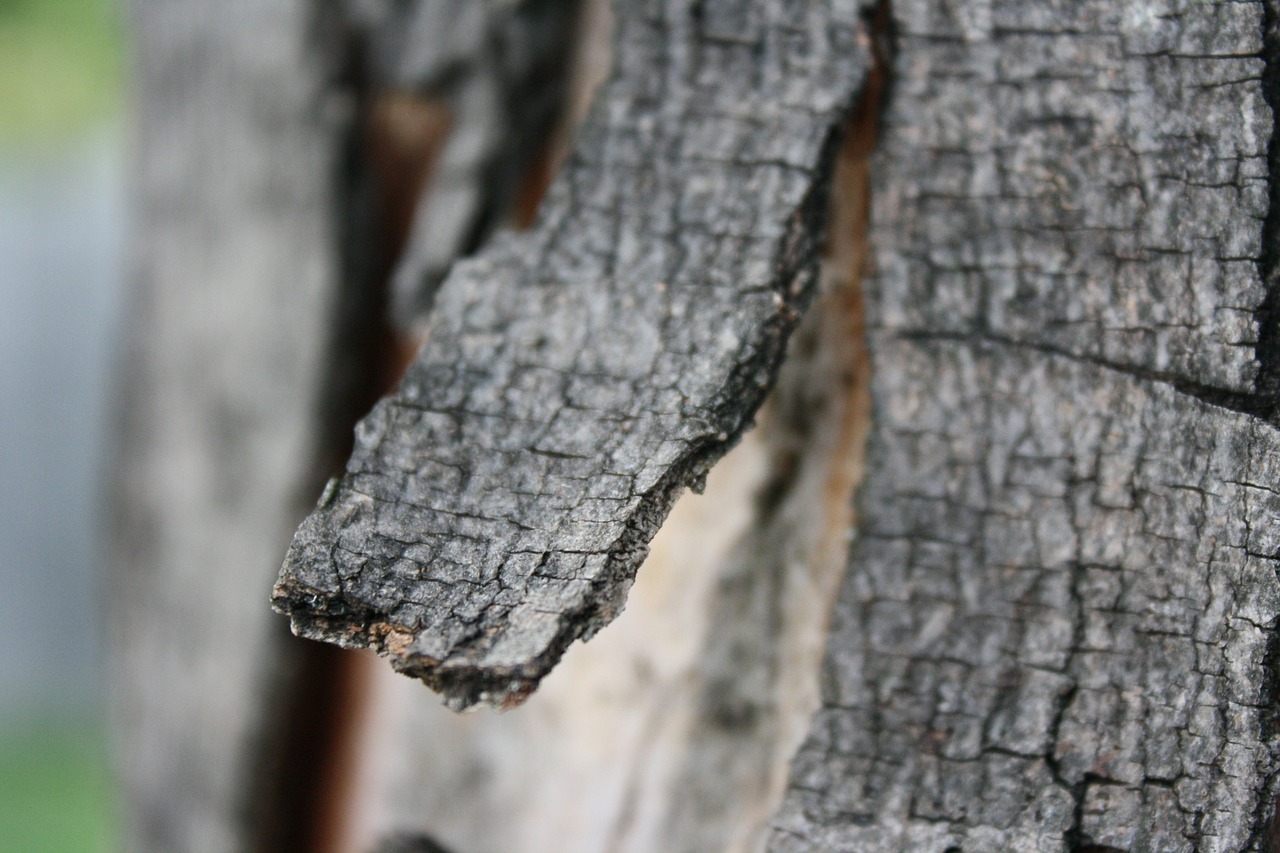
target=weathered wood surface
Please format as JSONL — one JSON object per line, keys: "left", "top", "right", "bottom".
{"left": 349, "top": 195, "right": 867, "bottom": 852}
{"left": 273, "top": 0, "right": 873, "bottom": 710}
{"left": 770, "top": 2, "right": 1280, "bottom": 851}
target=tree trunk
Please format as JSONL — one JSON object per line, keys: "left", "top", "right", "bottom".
{"left": 110, "top": 3, "right": 351, "bottom": 849}
{"left": 772, "top": 3, "right": 1280, "bottom": 850}
{"left": 113, "top": 1, "right": 1280, "bottom": 852}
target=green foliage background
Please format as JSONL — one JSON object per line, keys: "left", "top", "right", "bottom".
{"left": 0, "top": 0, "right": 123, "bottom": 144}
{"left": 0, "top": 715, "right": 114, "bottom": 853}
{"left": 0, "top": 1, "right": 121, "bottom": 850}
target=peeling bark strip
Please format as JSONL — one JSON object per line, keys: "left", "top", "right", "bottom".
{"left": 274, "top": 0, "right": 873, "bottom": 709}
{"left": 770, "top": 2, "right": 1280, "bottom": 851}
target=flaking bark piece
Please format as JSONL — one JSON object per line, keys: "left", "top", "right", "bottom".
{"left": 273, "top": 0, "right": 872, "bottom": 710}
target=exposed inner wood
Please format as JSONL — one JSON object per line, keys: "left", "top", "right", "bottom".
{"left": 659, "top": 31, "right": 884, "bottom": 852}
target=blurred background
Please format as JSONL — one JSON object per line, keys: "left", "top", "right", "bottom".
{"left": 0, "top": 0, "right": 124, "bottom": 849}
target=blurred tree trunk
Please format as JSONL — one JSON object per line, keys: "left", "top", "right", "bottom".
{"left": 110, "top": 3, "right": 353, "bottom": 850}
{"left": 112, "top": 2, "right": 1280, "bottom": 853}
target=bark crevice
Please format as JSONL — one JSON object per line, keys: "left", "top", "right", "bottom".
{"left": 897, "top": 328, "right": 1280, "bottom": 422}
{"left": 658, "top": 10, "right": 886, "bottom": 844}
{"left": 254, "top": 3, "right": 585, "bottom": 847}
{"left": 1252, "top": 0, "right": 1280, "bottom": 416}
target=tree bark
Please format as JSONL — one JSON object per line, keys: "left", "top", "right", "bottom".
{"left": 110, "top": 4, "right": 352, "bottom": 849}
{"left": 112, "top": 1, "right": 578, "bottom": 849}
{"left": 771, "top": 2, "right": 1280, "bottom": 851}
{"left": 115, "top": 1, "right": 1280, "bottom": 851}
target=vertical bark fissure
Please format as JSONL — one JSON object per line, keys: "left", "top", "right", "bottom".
{"left": 1249, "top": 4, "right": 1280, "bottom": 849}
{"left": 1045, "top": 465, "right": 1088, "bottom": 852}
{"left": 1254, "top": 0, "right": 1280, "bottom": 417}
{"left": 247, "top": 10, "right": 424, "bottom": 851}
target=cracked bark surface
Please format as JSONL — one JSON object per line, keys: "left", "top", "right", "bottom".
{"left": 345, "top": 57, "right": 875, "bottom": 851}
{"left": 770, "top": 2, "right": 1280, "bottom": 851}
{"left": 273, "top": 0, "right": 873, "bottom": 710}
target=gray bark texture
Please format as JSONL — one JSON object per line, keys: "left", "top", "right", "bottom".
{"left": 345, "top": 0, "right": 582, "bottom": 325}
{"left": 272, "top": 0, "right": 871, "bottom": 710}
{"left": 116, "top": 0, "right": 1280, "bottom": 850}
{"left": 770, "top": 2, "right": 1280, "bottom": 851}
